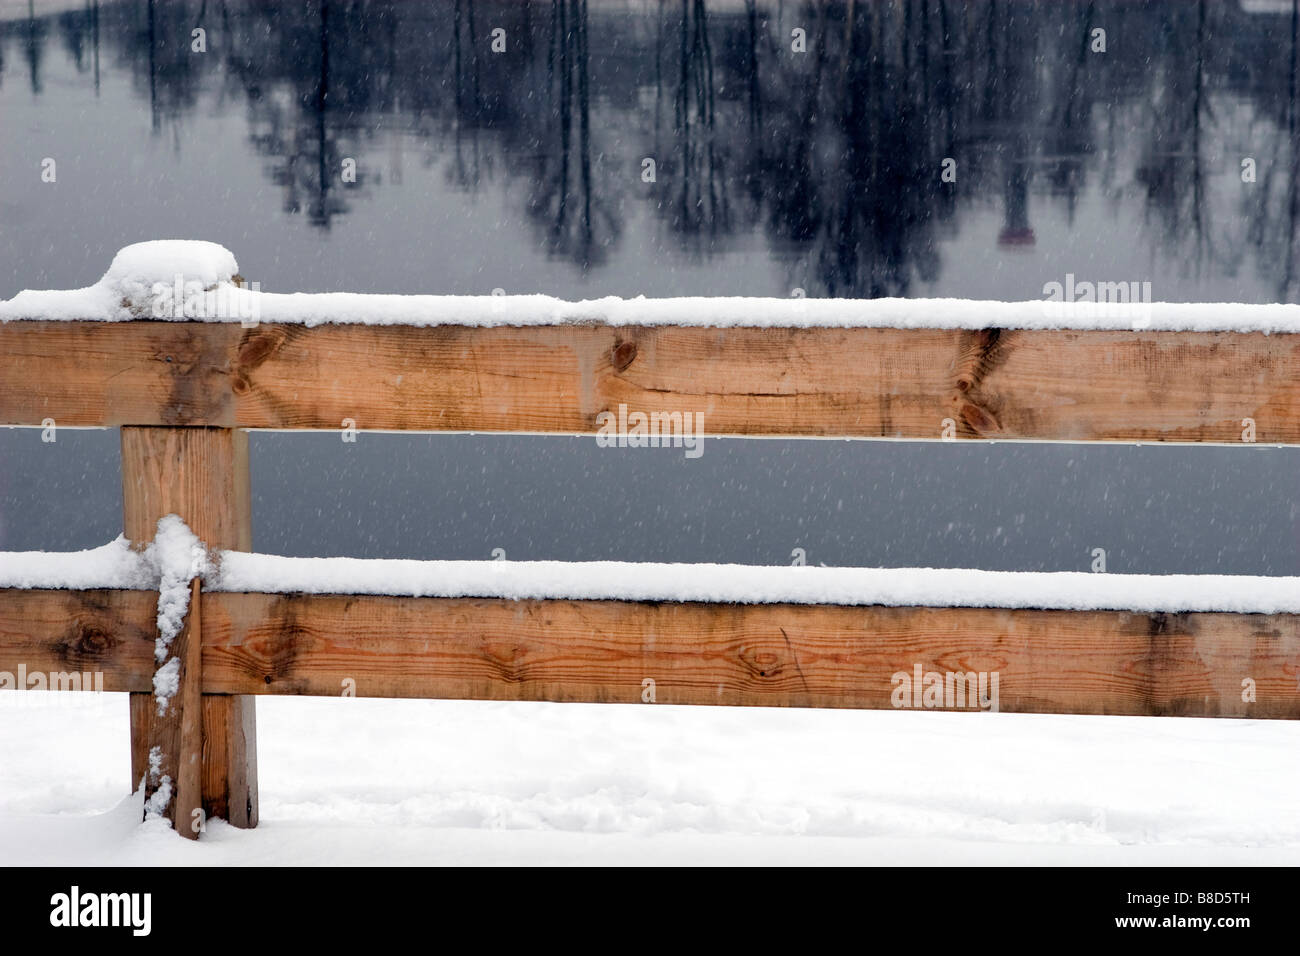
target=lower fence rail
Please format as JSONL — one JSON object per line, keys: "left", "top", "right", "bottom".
{"left": 5, "top": 586, "right": 1298, "bottom": 713}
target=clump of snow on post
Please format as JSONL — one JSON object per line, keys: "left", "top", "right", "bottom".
{"left": 104, "top": 240, "right": 239, "bottom": 317}
{"left": 143, "top": 745, "right": 173, "bottom": 820}
{"left": 146, "top": 515, "right": 211, "bottom": 717}
{"left": 152, "top": 659, "right": 181, "bottom": 715}
{"left": 141, "top": 513, "right": 205, "bottom": 817}
{"left": 147, "top": 515, "right": 211, "bottom": 663}
{"left": 0, "top": 240, "right": 238, "bottom": 321}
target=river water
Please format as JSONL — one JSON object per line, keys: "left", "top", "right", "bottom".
{"left": 1, "top": 0, "right": 1297, "bottom": 573}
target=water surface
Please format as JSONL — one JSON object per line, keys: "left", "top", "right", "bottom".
{"left": 1, "top": 0, "right": 1297, "bottom": 573}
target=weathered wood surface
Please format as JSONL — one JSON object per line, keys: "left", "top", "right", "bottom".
{"left": 120, "top": 425, "right": 257, "bottom": 829}
{"left": 199, "top": 691, "right": 258, "bottom": 828}
{"left": 164, "top": 578, "right": 205, "bottom": 840}
{"left": 0, "top": 588, "right": 155, "bottom": 690}
{"left": 2, "top": 321, "right": 1298, "bottom": 441}
{"left": 3, "top": 589, "right": 1297, "bottom": 718}
{"left": 120, "top": 426, "right": 253, "bottom": 550}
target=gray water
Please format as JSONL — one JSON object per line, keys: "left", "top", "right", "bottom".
{"left": 1, "top": 0, "right": 1298, "bottom": 574}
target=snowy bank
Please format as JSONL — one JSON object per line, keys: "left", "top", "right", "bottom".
{"left": 4, "top": 241, "right": 1300, "bottom": 333}
{"left": 3, "top": 697, "right": 1299, "bottom": 864}
{"left": 3, "top": 536, "right": 1300, "bottom": 615}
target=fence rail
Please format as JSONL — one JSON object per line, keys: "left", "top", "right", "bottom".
{"left": 4, "top": 587, "right": 1298, "bottom": 718}
{"left": 5, "top": 320, "right": 1300, "bottom": 441}
{"left": 2, "top": 283, "right": 1299, "bottom": 840}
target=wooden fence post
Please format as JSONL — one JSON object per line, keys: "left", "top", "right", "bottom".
{"left": 122, "top": 426, "right": 258, "bottom": 833}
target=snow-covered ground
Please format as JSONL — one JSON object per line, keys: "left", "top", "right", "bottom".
{"left": 1, "top": 694, "right": 1296, "bottom": 865}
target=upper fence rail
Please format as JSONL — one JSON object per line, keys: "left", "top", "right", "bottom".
{"left": 4, "top": 319, "right": 1300, "bottom": 441}
{"left": 3, "top": 242, "right": 1299, "bottom": 442}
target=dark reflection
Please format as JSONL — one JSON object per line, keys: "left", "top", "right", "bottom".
{"left": 21, "top": 1, "right": 48, "bottom": 94}
{"left": 5, "top": 0, "right": 1300, "bottom": 297}
{"left": 224, "top": 0, "right": 370, "bottom": 227}
{"left": 2, "top": 0, "right": 1300, "bottom": 573}
{"left": 524, "top": 0, "right": 621, "bottom": 267}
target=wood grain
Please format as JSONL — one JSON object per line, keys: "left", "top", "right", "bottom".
{"left": 200, "top": 691, "right": 258, "bottom": 828}
{"left": 173, "top": 579, "right": 204, "bottom": 840}
{"left": 124, "top": 579, "right": 202, "bottom": 840}
{"left": 2, "top": 321, "right": 1298, "bottom": 441}
{"left": 120, "top": 426, "right": 258, "bottom": 830}
{"left": 0, "top": 588, "right": 155, "bottom": 692}
{"left": 120, "top": 426, "right": 252, "bottom": 550}
{"left": 201, "top": 596, "right": 1300, "bottom": 718}
{"left": 4, "top": 589, "right": 1296, "bottom": 719}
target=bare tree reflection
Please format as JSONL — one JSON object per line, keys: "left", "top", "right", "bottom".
{"left": 23, "top": 1, "right": 48, "bottom": 94}
{"left": 9, "top": 0, "right": 1300, "bottom": 298}
{"left": 524, "top": 0, "right": 620, "bottom": 267}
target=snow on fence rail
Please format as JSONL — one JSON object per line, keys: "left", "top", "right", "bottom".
{"left": 1, "top": 242, "right": 1299, "bottom": 841}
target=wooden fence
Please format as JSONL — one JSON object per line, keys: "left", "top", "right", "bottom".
{"left": 2, "top": 312, "right": 1299, "bottom": 839}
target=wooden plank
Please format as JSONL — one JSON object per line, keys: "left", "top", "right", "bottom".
{"left": 199, "top": 594, "right": 1300, "bottom": 719}
{"left": 129, "top": 692, "right": 152, "bottom": 793}
{"left": 0, "top": 588, "right": 155, "bottom": 693}
{"left": 2, "top": 321, "right": 1298, "bottom": 441}
{"left": 121, "top": 426, "right": 258, "bottom": 830}
{"left": 177, "top": 580, "right": 204, "bottom": 838}
{"left": 0, "top": 322, "right": 242, "bottom": 428}
{"left": 124, "top": 579, "right": 203, "bottom": 839}
{"left": 4, "top": 589, "right": 1298, "bottom": 718}
{"left": 200, "top": 692, "right": 258, "bottom": 828}
{"left": 142, "top": 578, "right": 203, "bottom": 840}
{"left": 120, "top": 426, "right": 252, "bottom": 550}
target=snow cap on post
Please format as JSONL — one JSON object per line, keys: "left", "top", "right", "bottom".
{"left": 105, "top": 240, "right": 240, "bottom": 317}
{"left": 0, "top": 240, "right": 240, "bottom": 321}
